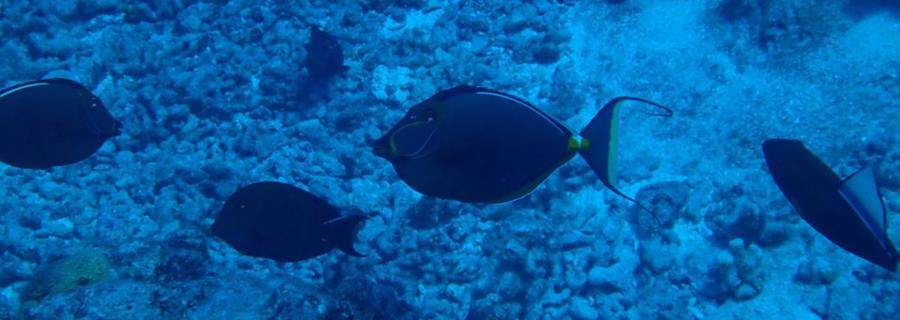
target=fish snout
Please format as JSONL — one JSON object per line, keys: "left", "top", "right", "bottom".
{"left": 111, "top": 120, "right": 123, "bottom": 136}
{"left": 373, "top": 145, "right": 391, "bottom": 159}
{"left": 372, "top": 137, "right": 392, "bottom": 158}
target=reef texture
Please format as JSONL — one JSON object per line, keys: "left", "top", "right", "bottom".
{"left": 1, "top": 0, "right": 898, "bottom": 319}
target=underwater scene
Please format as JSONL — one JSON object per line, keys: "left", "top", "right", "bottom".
{"left": 1, "top": 0, "right": 899, "bottom": 319}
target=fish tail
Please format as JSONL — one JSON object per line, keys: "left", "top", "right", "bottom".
{"left": 323, "top": 215, "right": 368, "bottom": 257}
{"left": 578, "top": 96, "right": 672, "bottom": 218}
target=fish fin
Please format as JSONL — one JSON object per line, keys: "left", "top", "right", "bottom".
{"left": 0, "top": 78, "right": 87, "bottom": 99}
{"left": 838, "top": 167, "right": 890, "bottom": 248}
{"left": 578, "top": 96, "right": 672, "bottom": 220}
{"left": 432, "top": 85, "right": 482, "bottom": 101}
{"left": 0, "top": 81, "right": 49, "bottom": 99}
{"left": 322, "top": 215, "right": 368, "bottom": 257}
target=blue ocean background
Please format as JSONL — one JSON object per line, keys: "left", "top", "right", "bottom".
{"left": 1, "top": 0, "right": 899, "bottom": 319}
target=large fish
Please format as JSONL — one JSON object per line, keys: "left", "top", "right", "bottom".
{"left": 0, "top": 78, "right": 121, "bottom": 169}
{"left": 763, "top": 139, "right": 898, "bottom": 271}
{"left": 373, "top": 85, "right": 671, "bottom": 211}
{"left": 211, "top": 181, "right": 366, "bottom": 262}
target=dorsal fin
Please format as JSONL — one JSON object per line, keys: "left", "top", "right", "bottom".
{"left": 0, "top": 78, "right": 88, "bottom": 99}
{"left": 838, "top": 167, "right": 890, "bottom": 247}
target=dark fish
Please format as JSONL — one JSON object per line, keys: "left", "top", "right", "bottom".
{"left": 304, "top": 27, "right": 348, "bottom": 81}
{"left": 373, "top": 85, "right": 672, "bottom": 211}
{"left": 763, "top": 139, "right": 899, "bottom": 271}
{"left": 211, "top": 181, "right": 366, "bottom": 262}
{"left": 0, "top": 78, "right": 121, "bottom": 169}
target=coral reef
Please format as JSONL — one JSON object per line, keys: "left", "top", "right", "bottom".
{"left": 20, "top": 249, "right": 111, "bottom": 303}
{"left": 1, "top": 0, "right": 898, "bottom": 318}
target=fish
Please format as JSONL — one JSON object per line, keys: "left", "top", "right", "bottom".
{"left": 304, "top": 27, "right": 348, "bottom": 81}
{"left": 373, "top": 85, "right": 672, "bottom": 212}
{"left": 762, "top": 139, "right": 899, "bottom": 271}
{"left": 211, "top": 181, "right": 366, "bottom": 262}
{"left": 0, "top": 78, "right": 121, "bottom": 169}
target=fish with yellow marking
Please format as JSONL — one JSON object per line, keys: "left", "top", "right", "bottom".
{"left": 373, "top": 86, "right": 671, "bottom": 211}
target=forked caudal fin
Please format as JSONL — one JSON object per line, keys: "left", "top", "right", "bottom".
{"left": 322, "top": 215, "right": 368, "bottom": 257}
{"left": 839, "top": 168, "right": 896, "bottom": 257}
{"left": 578, "top": 96, "right": 673, "bottom": 220}
{"left": 838, "top": 167, "right": 899, "bottom": 271}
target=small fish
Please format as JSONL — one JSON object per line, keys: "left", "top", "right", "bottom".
{"left": 373, "top": 85, "right": 671, "bottom": 211}
{"left": 763, "top": 139, "right": 899, "bottom": 271}
{"left": 0, "top": 78, "right": 121, "bottom": 169}
{"left": 304, "top": 27, "right": 348, "bottom": 81}
{"left": 211, "top": 181, "right": 366, "bottom": 262}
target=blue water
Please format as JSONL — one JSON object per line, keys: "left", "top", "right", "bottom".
{"left": 2, "top": 0, "right": 899, "bottom": 319}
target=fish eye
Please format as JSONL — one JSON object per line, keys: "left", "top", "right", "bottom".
{"left": 423, "top": 109, "right": 436, "bottom": 122}
{"left": 403, "top": 108, "right": 437, "bottom": 125}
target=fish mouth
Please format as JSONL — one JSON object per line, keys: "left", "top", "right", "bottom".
{"left": 100, "top": 122, "right": 122, "bottom": 139}
{"left": 372, "top": 144, "right": 390, "bottom": 157}
{"left": 111, "top": 121, "right": 123, "bottom": 136}
{"left": 372, "top": 135, "right": 392, "bottom": 158}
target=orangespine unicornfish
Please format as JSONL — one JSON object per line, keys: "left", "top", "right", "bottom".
{"left": 373, "top": 85, "right": 672, "bottom": 214}
{"left": 763, "top": 139, "right": 899, "bottom": 271}
{"left": 0, "top": 78, "right": 121, "bottom": 169}
{"left": 211, "top": 181, "right": 367, "bottom": 262}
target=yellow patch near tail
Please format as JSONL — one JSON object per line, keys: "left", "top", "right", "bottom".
{"left": 568, "top": 136, "right": 591, "bottom": 152}
{"left": 567, "top": 137, "right": 579, "bottom": 152}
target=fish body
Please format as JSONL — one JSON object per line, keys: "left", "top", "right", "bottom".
{"left": 0, "top": 78, "right": 121, "bottom": 169}
{"left": 374, "top": 86, "right": 671, "bottom": 209}
{"left": 763, "top": 139, "right": 899, "bottom": 271}
{"left": 212, "top": 181, "right": 365, "bottom": 262}
{"left": 304, "top": 27, "right": 348, "bottom": 81}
